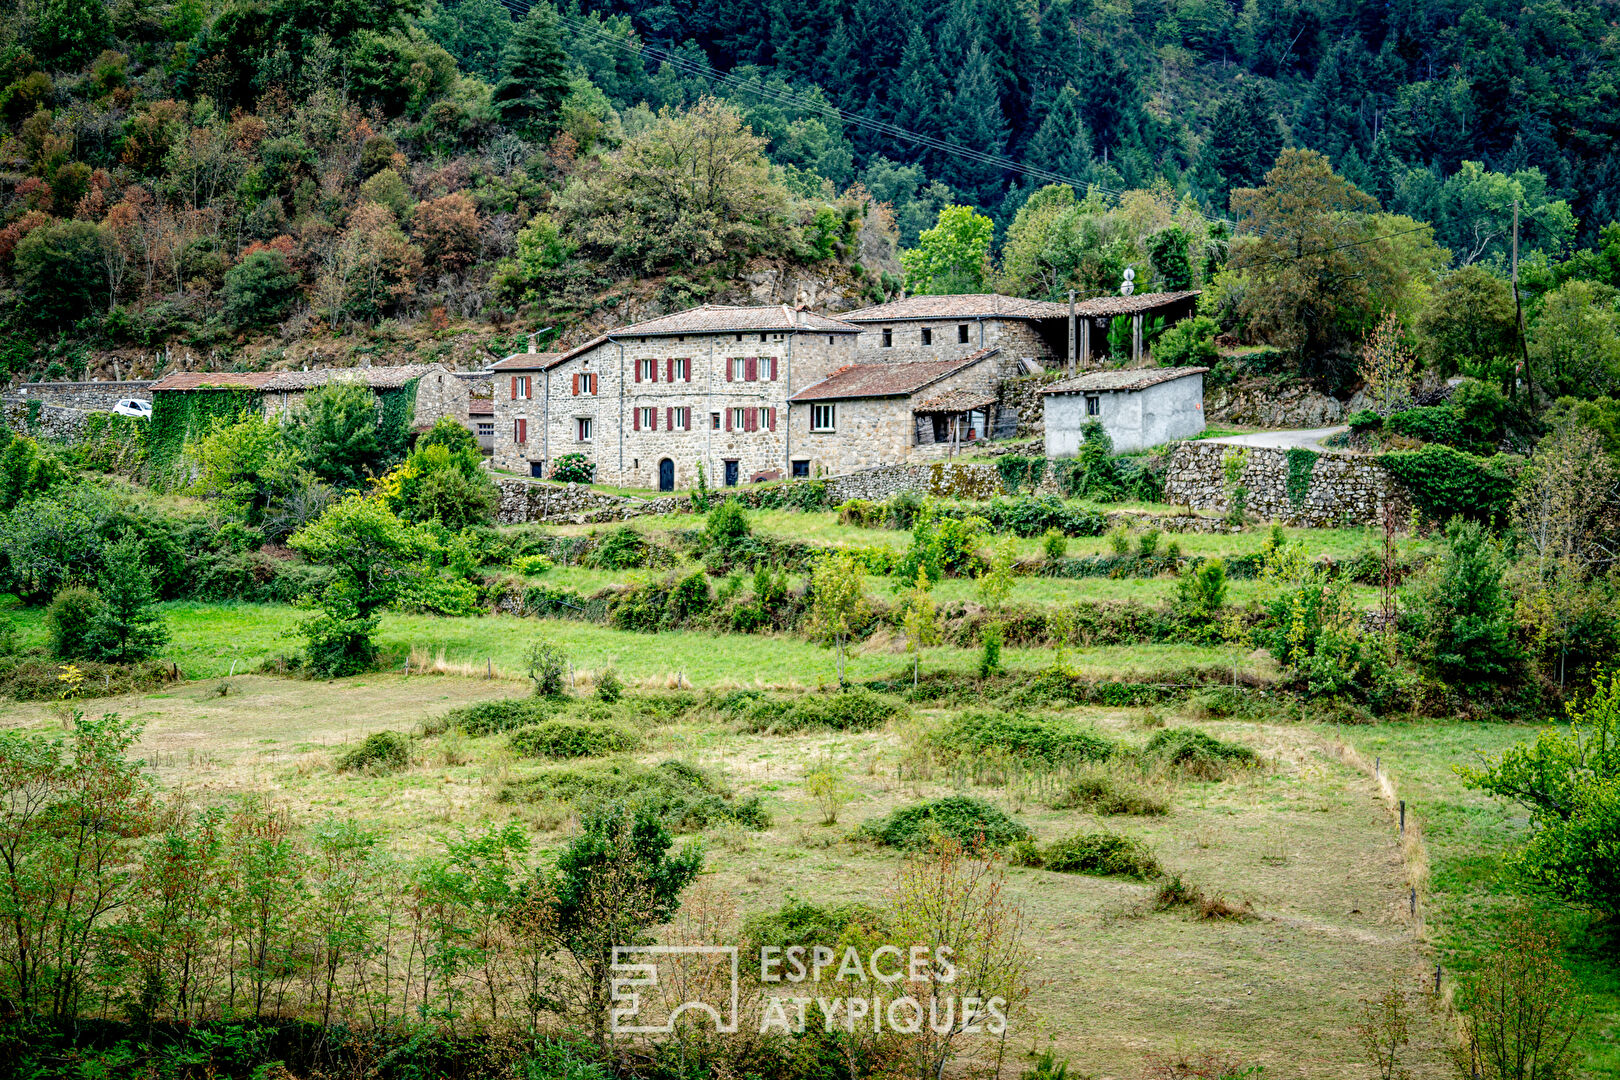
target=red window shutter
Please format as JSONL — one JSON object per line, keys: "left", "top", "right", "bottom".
{"left": 744, "top": 357, "right": 756, "bottom": 382}
{"left": 510, "top": 376, "right": 517, "bottom": 400}
{"left": 525, "top": 377, "right": 532, "bottom": 399}
{"left": 725, "top": 409, "right": 732, "bottom": 432}
{"left": 771, "top": 356, "right": 779, "bottom": 381}
{"left": 685, "top": 409, "right": 692, "bottom": 430}
{"left": 726, "top": 358, "right": 734, "bottom": 382}
{"left": 684, "top": 359, "right": 691, "bottom": 383}
{"left": 651, "top": 408, "right": 658, "bottom": 431}
{"left": 634, "top": 409, "right": 641, "bottom": 432}
{"left": 634, "top": 361, "right": 642, "bottom": 383}
{"left": 665, "top": 358, "right": 672, "bottom": 382}
{"left": 769, "top": 407, "right": 777, "bottom": 431}
{"left": 666, "top": 407, "right": 673, "bottom": 430}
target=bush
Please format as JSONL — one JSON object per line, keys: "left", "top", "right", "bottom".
{"left": 1386, "top": 405, "right": 1465, "bottom": 446}
{"left": 1153, "top": 315, "right": 1219, "bottom": 368}
{"left": 596, "top": 668, "right": 624, "bottom": 703}
{"left": 1143, "top": 728, "right": 1259, "bottom": 780}
{"left": 855, "top": 795, "right": 1032, "bottom": 850}
{"left": 1054, "top": 762, "right": 1171, "bottom": 815}
{"left": 1347, "top": 409, "right": 1383, "bottom": 433}
{"left": 221, "top": 249, "right": 300, "bottom": 328}
{"left": 525, "top": 638, "right": 568, "bottom": 697}
{"left": 1172, "top": 558, "right": 1228, "bottom": 644}
{"left": 551, "top": 452, "right": 595, "bottom": 483}
{"left": 500, "top": 759, "right": 768, "bottom": 831}
{"left": 886, "top": 490, "right": 925, "bottom": 529}
{"left": 978, "top": 622, "right": 1002, "bottom": 677}
{"left": 721, "top": 687, "right": 905, "bottom": 734}
{"left": 337, "top": 730, "right": 412, "bottom": 772}
{"left": 836, "top": 499, "right": 885, "bottom": 527}
{"left": 1037, "top": 831, "right": 1161, "bottom": 879}
{"left": 586, "top": 526, "right": 649, "bottom": 570}
{"left": 1041, "top": 528, "right": 1067, "bottom": 561}
{"left": 1403, "top": 518, "right": 1521, "bottom": 688}
{"left": 430, "top": 697, "right": 559, "bottom": 736}
{"left": 45, "top": 586, "right": 104, "bottom": 660}
{"left": 1379, "top": 445, "right": 1516, "bottom": 524}
{"left": 929, "top": 710, "right": 1115, "bottom": 766}
{"left": 509, "top": 720, "right": 641, "bottom": 758}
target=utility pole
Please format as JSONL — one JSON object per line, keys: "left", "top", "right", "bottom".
{"left": 1512, "top": 199, "right": 1534, "bottom": 401}
{"left": 1068, "top": 290, "right": 1077, "bottom": 375}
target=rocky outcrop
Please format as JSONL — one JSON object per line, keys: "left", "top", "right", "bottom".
{"left": 1206, "top": 379, "right": 1345, "bottom": 427}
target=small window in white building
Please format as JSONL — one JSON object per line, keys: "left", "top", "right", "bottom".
{"left": 1086, "top": 396, "right": 1100, "bottom": 417}
{"left": 476, "top": 422, "right": 494, "bottom": 437}
{"left": 921, "top": 327, "right": 932, "bottom": 345}
{"left": 810, "top": 403, "right": 836, "bottom": 432}
{"left": 577, "top": 417, "right": 593, "bottom": 442}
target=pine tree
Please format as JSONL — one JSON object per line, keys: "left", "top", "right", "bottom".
{"left": 769, "top": 0, "right": 836, "bottom": 85}
{"left": 492, "top": 3, "right": 571, "bottom": 139}
{"left": 1026, "top": 83, "right": 1092, "bottom": 183}
{"left": 943, "top": 43, "right": 1010, "bottom": 209}
{"left": 937, "top": 0, "right": 979, "bottom": 75}
{"left": 978, "top": 0, "right": 1035, "bottom": 147}
{"left": 1029, "top": 0, "right": 1082, "bottom": 113}
{"left": 894, "top": 24, "right": 947, "bottom": 171}
{"left": 1204, "top": 79, "right": 1284, "bottom": 197}
{"left": 85, "top": 531, "right": 169, "bottom": 663}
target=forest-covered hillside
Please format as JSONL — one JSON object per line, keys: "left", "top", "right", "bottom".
{"left": 0, "top": 0, "right": 1615, "bottom": 381}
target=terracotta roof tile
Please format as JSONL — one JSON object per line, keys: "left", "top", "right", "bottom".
{"left": 1042, "top": 366, "right": 1208, "bottom": 394}
{"left": 841, "top": 294, "right": 1072, "bottom": 322}
{"left": 915, "top": 389, "right": 997, "bottom": 413}
{"left": 1070, "top": 290, "right": 1201, "bottom": 317}
{"left": 788, "top": 347, "right": 999, "bottom": 402}
{"left": 148, "top": 372, "right": 278, "bottom": 391}
{"left": 468, "top": 398, "right": 493, "bottom": 416}
{"left": 491, "top": 351, "right": 570, "bottom": 371}
{"left": 615, "top": 304, "right": 861, "bottom": 336}
{"left": 259, "top": 364, "right": 443, "bottom": 390}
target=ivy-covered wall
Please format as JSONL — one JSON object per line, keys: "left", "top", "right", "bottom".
{"left": 1164, "top": 442, "right": 1410, "bottom": 526}
{"left": 376, "top": 378, "right": 422, "bottom": 460}
{"left": 147, "top": 389, "right": 264, "bottom": 484}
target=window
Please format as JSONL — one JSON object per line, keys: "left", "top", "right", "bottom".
{"left": 670, "top": 406, "right": 691, "bottom": 430}
{"left": 571, "top": 373, "right": 597, "bottom": 395}
{"left": 711, "top": 411, "right": 721, "bottom": 430}
{"left": 510, "top": 375, "right": 532, "bottom": 399}
{"left": 921, "top": 327, "right": 932, "bottom": 345}
{"left": 759, "top": 333, "right": 767, "bottom": 342}
{"left": 671, "top": 357, "right": 690, "bottom": 381}
{"left": 637, "top": 357, "right": 657, "bottom": 382}
{"left": 881, "top": 328, "right": 892, "bottom": 347}
{"left": 810, "top": 403, "right": 836, "bottom": 432}
{"left": 637, "top": 406, "right": 657, "bottom": 430}
{"left": 1086, "top": 396, "right": 1100, "bottom": 417}
{"left": 729, "top": 407, "right": 747, "bottom": 431}
{"left": 792, "top": 460, "right": 810, "bottom": 478}
{"left": 958, "top": 324, "right": 970, "bottom": 343}
{"left": 512, "top": 418, "right": 528, "bottom": 443}
{"left": 576, "top": 417, "right": 593, "bottom": 442}
{"left": 476, "top": 422, "right": 494, "bottom": 437}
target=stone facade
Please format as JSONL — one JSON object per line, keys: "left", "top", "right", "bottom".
{"left": 850, "top": 316, "right": 1058, "bottom": 381}
{"left": 1163, "top": 441, "right": 1410, "bottom": 527}
{"left": 1045, "top": 371, "right": 1206, "bottom": 456}
{"left": 998, "top": 372, "right": 1065, "bottom": 436}
{"left": 493, "top": 326, "right": 859, "bottom": 489}
{"left": 788, "top": 357, "right": 1002, "bottom": 476}
{"left": 2, "top": 398, "right": 94, "bottom": 441}
{"left": 8, "top": 381, "right": 153, "bottom": 410}
{"left": 259, "top": 366, "right": 467, "bottom": 430}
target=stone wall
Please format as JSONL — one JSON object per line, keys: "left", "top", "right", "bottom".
{"left": 494, "top": 477, "right": 687, "bottom": 524}
{"left": 1205, "top": 380, "right": 1344, "bottom": 428}
{"left": 1163, "top": 441, "right": 1408, "bottom": 527}
{"left": 997, "top": 372, "right": 1063, "bottom": 436}
{"left": 8, "top": 381, "right": 153, "bottom": 410}
{"left": 2, "top": 398, "right": 95, "bottom": 441}
{"left": 410, "top": 368, "right": 471, "bottom": 428}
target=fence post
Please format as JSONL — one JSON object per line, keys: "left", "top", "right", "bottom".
{"left": 1410, "top": 887, "right": 1416, "bottom": 917}
{"left": 1399, "top": 800, "right": 1406, "bottom": 835}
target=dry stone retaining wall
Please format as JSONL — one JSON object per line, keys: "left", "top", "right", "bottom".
{"left": 2, "top": 398, "right": 94, "bottom": 441}
{"left": 1163, "top": 441, "right": 1409, "bottom": 527}
{"left": 7, "top": 381, "right": 153, "bottom": 411}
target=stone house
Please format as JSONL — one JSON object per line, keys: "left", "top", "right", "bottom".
{"left": 785, "top": 347, "right": 1003, "bottom": 474}
{"left": 148, "top": 363, "right": 468, "bottom": 433}
{"left": 1042, "top": 366, "right": 1207, "bottom": 456}
{"left": 489, "top": 305, "right": 863, "bottom": 489}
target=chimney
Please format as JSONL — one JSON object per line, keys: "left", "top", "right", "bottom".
{"left": 528, "top": 337, "right": 537, "bottom": 354}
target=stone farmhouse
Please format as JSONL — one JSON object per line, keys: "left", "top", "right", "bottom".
{"left": 489, "top": 305, "right": 864, "bottom": 489}
{"left": 1043, "top": 366, "right": 1208, "bottom": 456}
{"left": 148, "top": 363, "right": 468, "bottom": 432}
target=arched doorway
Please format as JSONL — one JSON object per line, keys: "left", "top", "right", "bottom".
{"left": 658, "top": 458, "right": 674, "bottom": 492}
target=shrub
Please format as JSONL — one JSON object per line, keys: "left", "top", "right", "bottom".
{"left": 500, "top": 759, "right": 768, "bottom": 831}
{"left": 978, "top": 622, "right": 1002, "bottom": 677}
{"left": 45, "top": 586, "right": 104, "bottom": 660}
{"left": 722, "top": 687, "right": 905, "bottom": 734}
{"left": 1379, "top": 444, "right": 1516, "bottom": 524}
{"left": 1402, "top": 518, "right": 1521, "bottom": 688}
{"left": 1153, "top": 315, "right": 1219, "bottom": 368}
{"left": 1038, "top": 831, "right": 1161, "bottom": 879}
{"left": 1041, "top": 528, "right": 1067, "bottom": 561}
{"left": 1386, "top": 404, "right": 1466, "bottom": 446}
{"left": 509, "top": 720, "right": 641, "bottom": 758}
{"left": 855, "top": 795, "right": 1032, "bottom": 850}
{"left": 1054, "top": 762, "right": 1171, "bottom": 815}
{"left": 586, "top": 526, "right": 649, "bottom": 569}
{"left": 1143, "top": 728, "right": 1259, "bottom": 780}
{"left": 429, "top": 697, "right": 557, "bottom": 735}
{"left": 836, "top": 499, "right": 885, "bottom": 527}
{"left": 513, "top": 554, "right": 554, "bottom": 575}
{"left": 551, "top": 452, "right": 595, "bottom": 483}
{"left": 337, "top": 730, "right": 412, "bottom": 772}
{"left": 1348, "top": 409, "right": 1383, "bottom": 433}
{"left": 525, "top": 638, "right": 568, "bottom": 697}
{"left": 1172, "top": 558, "right": 1228, "bottom": 644}
{"left": 664, "top": 571, "right": 712, "bottom": 624}
{"left": 929, "top": 710, "right": 1115, "bottom": 766}
{"left": 886, "top": 490, "right": 925, "bottom": 529}
{"left": 596, "top": 668, "right": 624, "bottom": 703}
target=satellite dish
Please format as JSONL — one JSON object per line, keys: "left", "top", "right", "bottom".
{"left": 1120, "top": 266, "right": 1136, "bottom": 296}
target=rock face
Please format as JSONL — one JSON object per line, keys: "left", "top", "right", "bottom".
{"left": 1163, "top": 441, "right": 1410, "bottom": 527}
{"left": 1206, "top": 380, "right": 1345, "bottom": 427}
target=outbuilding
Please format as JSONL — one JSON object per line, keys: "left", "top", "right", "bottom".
{"left": 1042, "top": 366, "right": 1208, "bottom": 456}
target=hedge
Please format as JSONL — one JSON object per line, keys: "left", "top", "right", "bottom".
{"left": 1379, "top": 445, "right": 1516, "bottom": 524}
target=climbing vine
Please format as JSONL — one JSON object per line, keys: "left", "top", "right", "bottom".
{"left": 147, "top": 388, "right": 263, "bottom": 484}
{"left": 994, "top": 455, "right": 1047, "bottom": 494}
{"left": 25, "top": 400, "right": 41, "bottom": 430}
{"left": 1284, "top": 448, "right": 1318, "bottom": 509}
{"left": 1379, "top": 445, "right": 1517, "bottom": 525}
{"left": 376, "top": 378, "right": 421, "bottom": 461}
{"left": 78, "top": 413, "right": 148, "bottom": 475}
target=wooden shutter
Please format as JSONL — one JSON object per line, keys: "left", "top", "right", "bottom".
{"left": 634, "top": 360, "right": 642, "bottom": 383}
{"left": 725, "top": 408, "right": 732, "bottom": 431}
{"left": 745, "top": 357, "right": 757, "bottom": 382}
{"left": 684, "top": 409, "right": 692, "bottom": 430}
{"left": 770, "top": 356, "right": 779, "bottom": 380}
{"left": 666, "top": 407, "right": 673, "bottom": 430}
{"left": 768, "top": 407, "right": 776, "bottom": 431}
{"left": 514, "top": 418, "right": 526, "bottom": 443}
{"left": 684, "top": 359, "right": 691, "bottom": 383}
{"left": 510, "top": 376, "right": 518, "bottom": 400}
{"left": 651, "top": 408, "right": 659, "bottom": 430}
{"left": 634, "top": 409, "right": 641, "bottom": 431}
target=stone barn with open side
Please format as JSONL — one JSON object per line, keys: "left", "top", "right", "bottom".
{"left": 1043, "top": 366, "right": 1207, "bottom": 456}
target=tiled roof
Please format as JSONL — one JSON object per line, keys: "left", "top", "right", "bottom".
{"left": 491, "top": 351, "right": 569, "bottom": 372}
{"left": 1042, "top": 366, "right": 1209, "bottom": 394}
{"left": 915, "top": 389, "right": 997, "bottom": 413}
{"left": 617, "top": 304, "right": 861, "bottom": 336}
{"left": 468, "top": 398, "right": 493, "bottom": 416}
{"left": 150, "top": 365, "right": 449, "bottom": 391}
{"left": 840, "top": 294, "right": 1073, "bottom": 322}
{"left": 260, "top": 364, "right": 443, "bottom": 390}
{"left": 148, "top": 372, "right": 278, "bottom": 391}
{"left": 1070, "top": 290, "right": 1200, "bottom": 317}
{"left": 788, "top": 347, "right": 1000, "bottom": 402}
